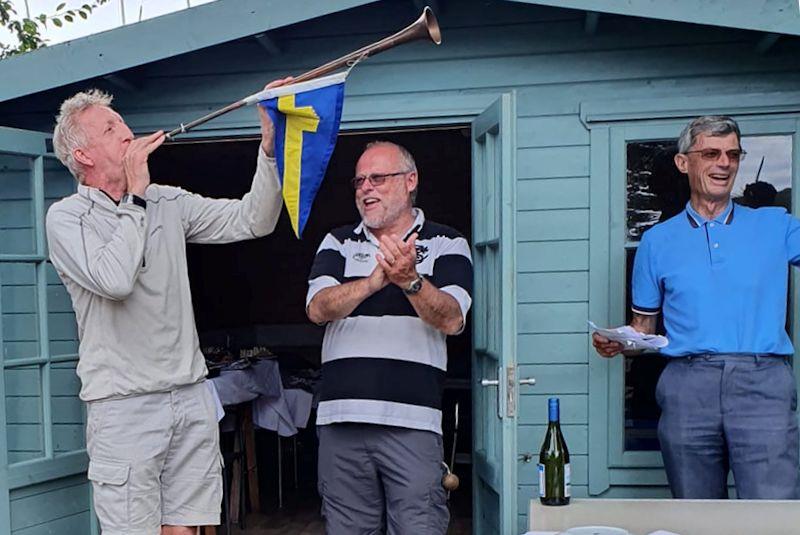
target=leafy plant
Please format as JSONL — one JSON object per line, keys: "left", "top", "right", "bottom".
{"left": 1, "top": 1, "right": 109, "bottom": 59}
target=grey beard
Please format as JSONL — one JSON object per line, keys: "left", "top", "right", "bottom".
{"left": 359, "top": 202, "right": 408, "bottom": 230}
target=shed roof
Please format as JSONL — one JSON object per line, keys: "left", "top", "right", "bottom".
{"left": 1, "top": 0, "right": 798, "bottom": 104}
{"left": 512, "top": 0, "right": 800, "bottom": 36}
{"left": 0, "top": 0, "right": 375, "bottom": 102}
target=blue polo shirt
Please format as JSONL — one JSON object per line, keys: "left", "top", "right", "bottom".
{"left": 632, "top": 201, "right": 800, "bottom": 357}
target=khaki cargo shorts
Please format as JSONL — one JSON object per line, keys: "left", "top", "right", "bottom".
{"left": 86, "top": 381, "right": 222, "bottom": 534}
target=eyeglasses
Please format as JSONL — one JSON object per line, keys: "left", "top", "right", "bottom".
{"left": 351, "top": 171, "right": 409, "bottom": 189}
{"left": 683, "top": 149, "right": 747, "bottom": 162}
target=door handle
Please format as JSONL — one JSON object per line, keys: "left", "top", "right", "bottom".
{"left": 479, "top": 370, "right": 537, "bottom": 418}
{"left": 481, "top": 377, "right": 536, "bottom": 386}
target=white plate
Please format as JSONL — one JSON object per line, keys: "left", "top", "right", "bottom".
{"left": 560, "top": 527, "right": 632, "bottom": 535}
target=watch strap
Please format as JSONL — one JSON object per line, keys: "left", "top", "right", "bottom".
{"left": 121, "top": 193, "right": 147, "bottom": 210}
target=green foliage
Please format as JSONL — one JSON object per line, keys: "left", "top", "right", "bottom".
{"left": 1, "top": 1, "right": 109, "bottom": 59}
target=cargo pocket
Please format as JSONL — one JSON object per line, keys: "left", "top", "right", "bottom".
{"left": 426, "top": 463, "right": 450, "bottom": 534}
{"left": 426, "top": 434, "right": 449, "bottom": 535}
{"left": 88, "top": 459, "right": 131, "bottom": 530}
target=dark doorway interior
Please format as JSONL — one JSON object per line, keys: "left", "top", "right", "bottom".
{"left": 149, "top": 127, "right": 473, "bottom": 533}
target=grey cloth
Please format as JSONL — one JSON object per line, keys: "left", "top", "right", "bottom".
{"left": 209, "top": 359, "right": 312, "bottom": 436}
{"left": 656, "top": 354, "right": 800, "bottom": 499}
{"left": 317, "top": 423, "right": 449, "bottom": 535}
{"left": 253, "top": 387, "right": 312, "bottom": 437}
{"left": 211, "top": 359, "right": 282, "bottom": 406}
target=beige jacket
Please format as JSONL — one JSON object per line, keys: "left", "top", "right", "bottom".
{"left": 46, "top": 149, "right": 282, "bottom": 401}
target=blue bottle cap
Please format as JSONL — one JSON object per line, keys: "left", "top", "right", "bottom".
{"left": 548, "top": 397, "right": 560, "bottom": 422}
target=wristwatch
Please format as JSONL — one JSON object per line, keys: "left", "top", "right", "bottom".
{"left": 120, "top": 193, "right": 146, "bottom": 210}
{"left": 404, "top": 274, "right": 424, "bottom": 295}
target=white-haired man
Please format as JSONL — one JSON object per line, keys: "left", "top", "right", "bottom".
{"left": 46, "top": 78, "right": 290, "bottom": 535}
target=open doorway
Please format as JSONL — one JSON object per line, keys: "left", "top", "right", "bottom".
{"left": 149, "top": 126, "right": 473, "bottom": 533}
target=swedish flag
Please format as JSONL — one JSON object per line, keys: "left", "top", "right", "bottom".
{"left": 257, "top": 72, "right": 346, "bottom": 238}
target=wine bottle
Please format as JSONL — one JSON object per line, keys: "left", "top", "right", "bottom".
{"left": 538, "top": 397, "right": 570, "bottom": 505}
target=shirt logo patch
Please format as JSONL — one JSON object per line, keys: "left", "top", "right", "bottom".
{"left": 415, "top": 244, "right": 429, "bottom": 264}
{"left": 353, "top": 252, "right": 371, "bottom": 263}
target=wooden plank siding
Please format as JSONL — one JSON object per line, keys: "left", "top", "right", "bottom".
{"left": 9, "top": 475, "right": 91, "bottom": 535}
{"left": 0, "top": 0, "right": 798, "bottom": 532}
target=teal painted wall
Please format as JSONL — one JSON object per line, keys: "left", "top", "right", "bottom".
{"left": 1, "top": 0, "right": 799, "bottom": 532}
{"left": 10, "top": 475, "right": 91, "bottom": 534}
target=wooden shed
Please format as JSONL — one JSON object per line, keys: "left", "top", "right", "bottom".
{"left": 1, "top": 1, "right": 799, "bottom": 533}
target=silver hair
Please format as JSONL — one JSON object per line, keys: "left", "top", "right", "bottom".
{"left": 362, "top": 140, "right": 419, "bottom": 203}
{"left": 53, "top": 89, "right": 114, "bottom": 182}
{"left": 677, "top": 115, "right": 741, "bottom": 154}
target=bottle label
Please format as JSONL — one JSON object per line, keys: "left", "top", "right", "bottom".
{"left": 537, "top": 463, "right": 545, "bottom": 497}
{"left": 564, "top": 463, "right": 571, "bottom": 497}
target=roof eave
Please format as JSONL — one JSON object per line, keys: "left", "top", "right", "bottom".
{"left": 0, "top": 0, "right": 375, "bottom": 103}
{"left": 507, "top": 0, "right": 800, "bottom": 37}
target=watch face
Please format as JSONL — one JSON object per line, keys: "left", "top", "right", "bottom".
{"left": 406, "top": 277, "right": 423, "bottom": 294}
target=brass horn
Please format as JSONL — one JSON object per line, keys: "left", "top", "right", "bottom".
{"left": 166, "top": 7, "right": 441, "bottom": 139}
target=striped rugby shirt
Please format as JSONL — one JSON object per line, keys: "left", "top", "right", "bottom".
{"left": 306, "top": 209, "right": 473, "bottom": 434}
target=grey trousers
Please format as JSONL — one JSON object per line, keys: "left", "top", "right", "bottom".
{"left": 317, "top": 423, "right": 449, "bottom": 535}
{"left": 656, "top": 354, "right": 800, "bottom": 499}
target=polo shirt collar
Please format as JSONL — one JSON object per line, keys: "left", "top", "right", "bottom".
{"left": 355, "top": 208, "right": 426, "bottom": 245}
{"left": 685, "top": 200, "right": 734, "bottom": 228}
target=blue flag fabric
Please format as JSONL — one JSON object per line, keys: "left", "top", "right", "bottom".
{"left": 257, "top": 72, "right": 346, "bottom": 238}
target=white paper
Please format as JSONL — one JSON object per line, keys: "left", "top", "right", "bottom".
{"left": 589, "top": 321, "right": 668, "bottom": 351}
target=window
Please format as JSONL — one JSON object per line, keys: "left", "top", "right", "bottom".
{"left": 585, "top": 111, "right": 800, "bottom": 494}
{"left": 623, "top": 134, "right": 793, "bottom": 451}
{"left": 1, "top": 148, "right": 82, "bottom": 482}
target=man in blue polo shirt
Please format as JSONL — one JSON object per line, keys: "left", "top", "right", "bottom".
{"left": 593, "top": 115, "right": 800, "bottom": 499}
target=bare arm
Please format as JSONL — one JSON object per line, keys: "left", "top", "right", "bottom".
{"left": 307, "top": 264, "right": 387, "bottom": 324}
{"left": 377, "top": 233, "right": 465, "bottom": 336}
{"left": 404, "top": 278, "right": 464, "bottom": 335}
{"left": 592, "top": 312, "right": 658, "bottom": 358}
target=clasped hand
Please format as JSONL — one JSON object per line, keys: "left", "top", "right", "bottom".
{"left": 367, "top": 233, "right": 420, "bottom": 293}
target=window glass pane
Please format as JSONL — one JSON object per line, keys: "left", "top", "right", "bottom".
{"left": 47, "top": 263, "right": 78, "bottom": 359}
{"left": 1, "top": 262, "right": 41, "bottom": 362}
{"left": 44, "top": 156, "right": 75, "bottom": 223}
{"left": 626, "top": 140, "right": 686, "bottom": 241}
{"left": 51, "top": 361, "right": 85, "bottom": 455}
{"left": 5, "top": 365, "right": 44, "bottom": 463}
{"left": 0, "top": 154, "right": 36, "bottom": 255}
{"left": 734, "top": 135, "right": 793, "bottom": 210}
{"left": 624, "top": 249, "right": 666, "bottom": 451}
{"left": 623, "top": 134, "right": 793, "bottom": 451}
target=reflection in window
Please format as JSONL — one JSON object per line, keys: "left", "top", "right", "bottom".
{"left": 623, "top": 134, "right": 793, "bottom": 451}
{"left": 735, "top": 136, "right": 793, "bottom": 210}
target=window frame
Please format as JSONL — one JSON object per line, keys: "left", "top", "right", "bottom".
{"left": 0, "top": 131, "right": 84, "bottom": 490}
{"left": 583, "top": 93, "right": 800, "bottom": 494}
